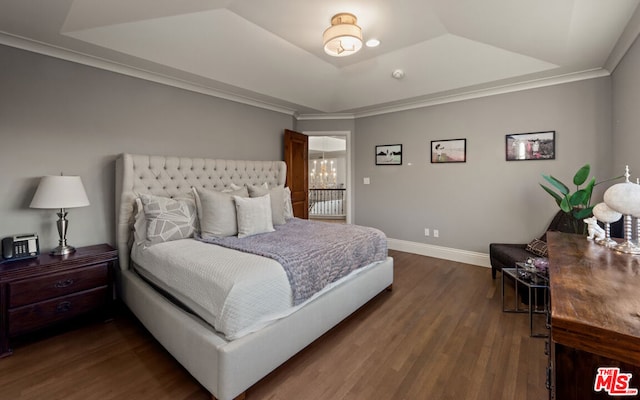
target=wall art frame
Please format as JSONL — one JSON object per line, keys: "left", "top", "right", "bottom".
{"left": 506, "top": 131, "right": 555, "bottom": 161}
{"left": 431, "top": 139, "right": 466, "bottom": 163}
{"left": 375, "top": 144, "right": 402, "bottom": 165}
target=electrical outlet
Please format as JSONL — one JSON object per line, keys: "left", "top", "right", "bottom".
{"left": 424, "top": 228, "right": 430, "bottom": 236}
{"left": 433, "top": 229, "right": 439, "bottom": 238}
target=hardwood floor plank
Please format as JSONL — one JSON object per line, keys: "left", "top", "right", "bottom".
{"left": 0, "top": 250, "right": 547, "bottom": 399}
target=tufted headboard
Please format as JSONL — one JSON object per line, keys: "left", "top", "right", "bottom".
{"left": 115, "top": 153, "right": 287, "bottom": 270}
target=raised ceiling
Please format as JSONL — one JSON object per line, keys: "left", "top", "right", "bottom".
{"left": 1, "top": 0, "right": 639, "bottom": 116}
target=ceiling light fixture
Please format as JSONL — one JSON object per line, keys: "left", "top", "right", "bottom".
{"left": 366, "top": 39, "right": 380, "bottom": 48}
{"left": 323, "top": 13, "right": 363, "bottom": 57}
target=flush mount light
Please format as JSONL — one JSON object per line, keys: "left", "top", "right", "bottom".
{"left": 366, "top": 39, "right": 380, "bottom": 48}
{"left": 323, "top": 13, "right": 363, "bottom": 57}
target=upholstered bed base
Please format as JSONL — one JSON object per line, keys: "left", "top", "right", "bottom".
{"left": 115, "top": 153, "right": 394, "bottom": 400}
{"left": 119, "top": 259, "right": 392, "bottom": 399}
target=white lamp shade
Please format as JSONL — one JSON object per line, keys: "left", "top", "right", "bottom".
{"left": 30, "top": 175, "right": 90, "bottom": 209}
{"left": 592, "top": 202, "right": 622, "bottom": 223}
{"left": 603, "top": 182, "right": 640, "bottom": 216}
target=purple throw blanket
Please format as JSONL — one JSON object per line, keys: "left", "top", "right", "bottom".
{"left": 197, "top": 218, "right": 387, "bottom": 305}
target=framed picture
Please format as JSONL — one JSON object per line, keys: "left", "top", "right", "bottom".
{"left": 431, "top": 139, "right": 466, "bottom": 163}
{"left": 376, "top": 144, "right": 402, "bottom": 165}
{"left": 506, "top": 131, "right": 555, "bottom": 161}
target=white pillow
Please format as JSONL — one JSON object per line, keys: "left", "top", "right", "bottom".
{"left": 283, "top": 186, "right": 294, "bottom": 219}
{"left": 234, "top": 194, "right": 275, "bottom": 238}
{"left": 194, "top": 187, "right": 249, "bottom": 238}
{"left": 139, "top": 194, "right": 197, "bottom": 245}
{"left": 247, "top": 184, "right": 286, "bottom": 225}
{"left": 133, "top": 197, "right": 147, "bottom": 245}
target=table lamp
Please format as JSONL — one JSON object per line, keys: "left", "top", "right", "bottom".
{"left": 30, "top": 175, "right": 90, "bottom": 255}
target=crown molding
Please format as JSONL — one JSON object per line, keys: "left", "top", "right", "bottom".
{"left": 604, "top": 5, "right": 640, "bottom": 73}
{"left": 0, "top": 31, "right": 298, "bottom": 117}
{"left": 1, "top": 31, "right": 616, "bottom": 121}
{"left": 353, "top": 68, "right": 611, "bottom": 118}
{"left": 296, "top": 113, "right": 355, "bottom": 121}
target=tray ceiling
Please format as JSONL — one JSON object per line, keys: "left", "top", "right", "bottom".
{"left": 1, "top": 0, "right": 639, "bottom": 116}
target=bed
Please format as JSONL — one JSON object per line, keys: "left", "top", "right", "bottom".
{"left": 115, "top": 153, "right": 394, "bottom": 400}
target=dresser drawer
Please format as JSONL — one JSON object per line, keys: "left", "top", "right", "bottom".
{"left": 8, "top": 286, "right": 108, "bottom": 337}
{"left": 9, "top": 263, "right": 108, "bottom": 308}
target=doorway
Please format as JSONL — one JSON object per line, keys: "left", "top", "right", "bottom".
{"left": 304, "top": 131, "right": 351, "bottom": 224}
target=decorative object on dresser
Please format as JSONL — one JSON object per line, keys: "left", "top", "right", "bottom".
{"left": 591, "top": 202, "right": 621, "bottom": 247}
{"left": 30, "top": 175, "right": 90, "bottom": 255}
{"left": 0, "top": 244, "right": 118, "bottom": 358}
{"left": 602, "top": 165, "right": 640, "bottom": 254}
{"left": 540, "top": 163, "right": 622, "bottom": 235}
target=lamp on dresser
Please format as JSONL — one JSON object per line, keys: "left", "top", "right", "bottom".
{"left": 30, "top": 174, "right": 90, "bottom": 255}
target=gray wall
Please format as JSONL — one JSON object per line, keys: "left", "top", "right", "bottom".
{"left": 353, "top": 78, "right": 613, "bottom": 253}
{"left": 3, "top": 38, "right": 637, "bottom": 258}
{"left": 0, "top": 45, "right": 294, "bottom": 251}
{"left": 612, "top": 35, "right": 640, "bottom": 176}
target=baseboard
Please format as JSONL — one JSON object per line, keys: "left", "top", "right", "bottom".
{"left": 387, "top": 238, "right": 491, "bottom": 268}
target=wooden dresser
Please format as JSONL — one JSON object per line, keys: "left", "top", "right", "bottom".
{"left": 0, "top": 244, "right": 118, "bottom": 357}
{"left": 547, "top": 231, "right": 640, "bottom": 399}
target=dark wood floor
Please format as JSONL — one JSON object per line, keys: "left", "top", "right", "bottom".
{"left": 0, "top": 250, "right": 547, "bottom": 400}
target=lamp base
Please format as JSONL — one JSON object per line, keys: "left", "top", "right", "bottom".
{"left": 50, "top": 244, "right": 76, "bottom": 256}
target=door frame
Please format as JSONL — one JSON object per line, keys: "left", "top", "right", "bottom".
{"left": 303, "top": 130, "right": 352, "bottom": 224}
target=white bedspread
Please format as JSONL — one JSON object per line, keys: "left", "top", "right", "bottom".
{"left": 131, "top": 239, "right": 379, "bottom": 340}
{"left": 132, "top": 239, "right": 292, "bottom": 340}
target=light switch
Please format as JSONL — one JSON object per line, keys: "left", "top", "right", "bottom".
{"left": 363, "top": 177, "right": 370, "bottom": 185}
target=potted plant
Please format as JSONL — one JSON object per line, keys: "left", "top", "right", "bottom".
{"left": 540, "top": 164, "right": 621, "bottom": 235}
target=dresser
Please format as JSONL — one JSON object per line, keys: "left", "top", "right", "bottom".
{"left": 0, "top": 244, "right": 118, "bottom": 357}
{"left": 547, "top": 232, "right": 640, "bottom": 399}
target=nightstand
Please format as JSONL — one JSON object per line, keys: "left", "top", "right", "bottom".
{"left": 0, "top": 244, "right": 118, "bottom": 357}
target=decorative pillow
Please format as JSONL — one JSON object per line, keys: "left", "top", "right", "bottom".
{"left": 194, "top": 187, "right": 249, "bottom": 238}
{"left": 227, "top": 183, "right": 243, "bottom": 192}
{"left": 234, "top": 194, "right": 275, "bottom": 238}
{"left": 526, "top": 238, "right": 549, "bottom": 257}
{"left": 133, "top": 197, "right": 147, "bottom": 245}
{"left": 247, "top": 185, "right": 286, "bottom": 225}
{"left": 283, "top": 186, "right": 294, "bottom": 219}
{"left": 139, "top": 194, "right": 197, "bottom": 245}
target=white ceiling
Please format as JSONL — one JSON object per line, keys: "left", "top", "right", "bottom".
{"left": 1, "top": 0, "right": 640, "bottom": 116}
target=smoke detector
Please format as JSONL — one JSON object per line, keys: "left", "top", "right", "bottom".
{"left": 392, "top": 69, "right": 405, "bottom": 79}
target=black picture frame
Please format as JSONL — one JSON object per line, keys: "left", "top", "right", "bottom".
{"left": 506, "top": 131, "right": 555, "bottom": 161}
{"left": 431, "top": 139, "right": 466, "bottom": 163}
{"left": 375, "top": 144, "right": 402, "bottom": 165}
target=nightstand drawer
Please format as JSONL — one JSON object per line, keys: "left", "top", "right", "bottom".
{"left": 9, "top": 263, "right": 109, "bottom": 308}
{"left": 8, "top": 286, "right": 108, "bottom": 336}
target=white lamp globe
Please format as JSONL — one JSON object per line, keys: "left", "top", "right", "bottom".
{"left": 603, "top": 182, "right": 640, "bottom": 216}
{"left": 592, "top": 202, "right": 622, "bottom": 223}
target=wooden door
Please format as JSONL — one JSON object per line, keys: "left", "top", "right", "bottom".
{"left": 284, "top": 129, "right": 308, "bottom": 219}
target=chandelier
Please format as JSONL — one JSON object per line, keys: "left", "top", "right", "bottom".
{"left": 323, "top": 13, "right": 363, "bottom": 57}
{"left": 310, "top": 159, "right": 337, "bottom": 188}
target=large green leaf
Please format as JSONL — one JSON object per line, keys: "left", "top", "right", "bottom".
{"left": 540, "top": 183, "right": 563, "bottom": 206}
{"left": 573, "top": 206, "right": 594, "bottom": 219}
{"left": 584, "top": 177, "right": 595, "bottom": 192}
{"left": 560, "top": 197, "right": 572, "bottom": 212}
{"left": 542, "top": 174, "right": 569, "bottom": 195}
{"left": 570, "top": 189, "right": 590, "bottom": 207}
{"left": 573, "top": 164, "right": 591, "bottom": 186}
